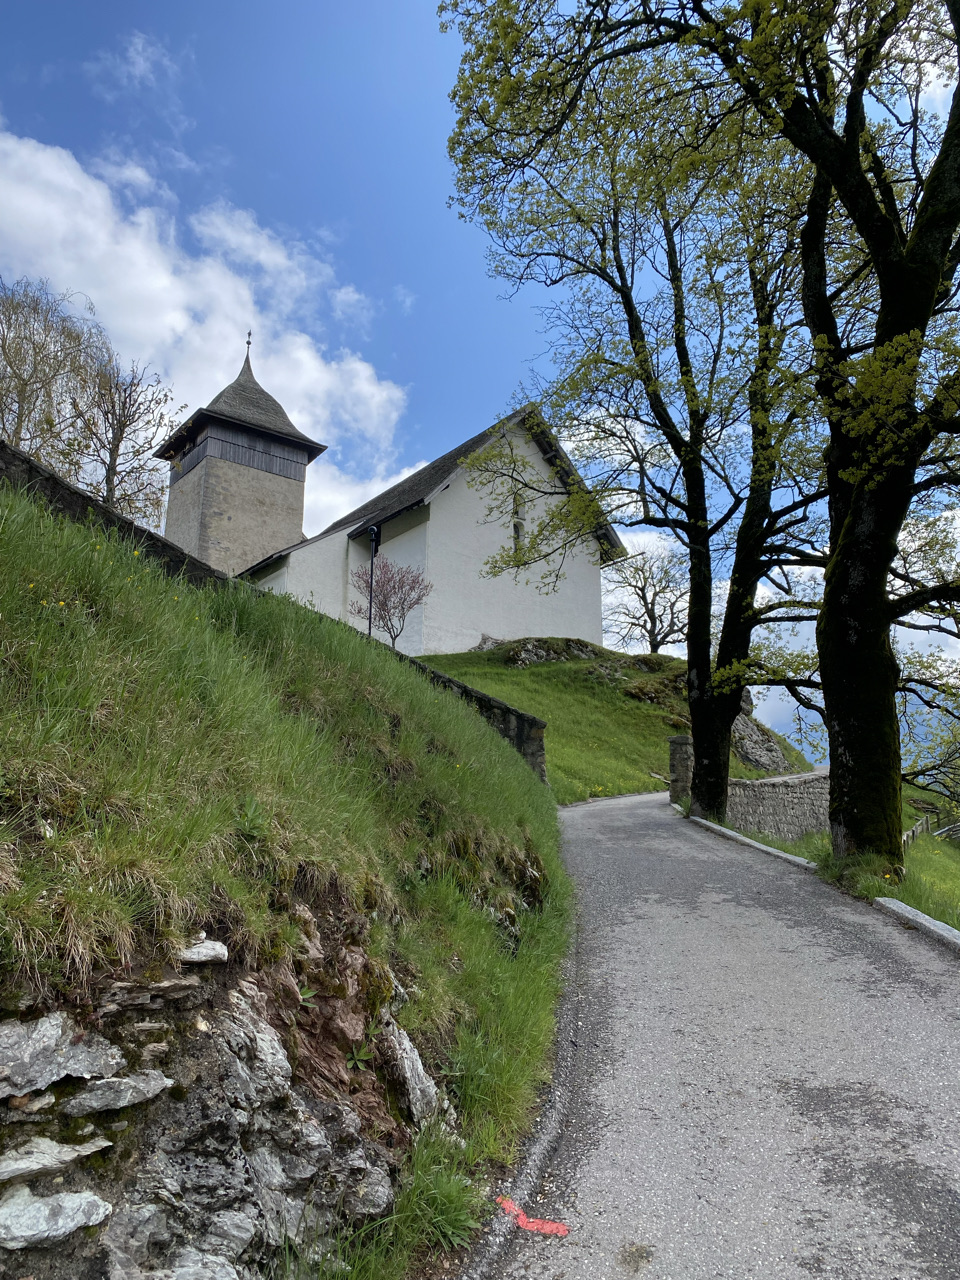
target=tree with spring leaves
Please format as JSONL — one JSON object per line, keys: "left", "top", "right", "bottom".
{"left": 445, "top": 0, "right": 960, "bottom": 876}
{"left": 0, "top": 276, "right": 175, "bottom": 525}
{"left": 0, "top": 277, "right": 99, "bottom": 473}
{"left": 70, "top": 351, "right": 179, "bottom": 528}
{"left": 451, "top": 51, "right": 827, "bottom": 820}
{"left": 349, "top": 557, "right": 434, "bottom": 649}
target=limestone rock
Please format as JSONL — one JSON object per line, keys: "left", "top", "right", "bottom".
{"left": 0, "top": 1183, "right": 111, "bottom": 1249}
{"left": 178, "top": 935, "right": 229, "bottom": 964}
{"left": 202, "top": 1207, "right": 258, "bottom": 1256}
{"left": 168, "top": 1249, "right": 243, "bottom": 1279}
{"left": 342, "top": 1165, "right": 394, "bottom": 1218}
{"left": 64, "top": 1069, "right": 174, "bottom": 1116}
{"left": 102, "top": 1200, "right": 171, "bottom": 1265}
{"left": 503, "top": 636, "right": 599, "bottom": 666}
{"left": 0, "top": 1135, "right": 112, "bottom": 1183}
{"left": 378, "top": 1012, "right": 439, "bottom": 1128}
{"left": 0, "top": 980, "right": 395, "bottom": 1275}
{"left": 731, "top": 713, "right": 789, "bottom": 775}
{"left": 471, "top": 633, "right": 506, "bottom": 651}
{"left": 126, "top": 1247, "right": 242, "bottom": 1280}
{"left": 7, "top": 1090, "right": 54, "bottom": 1112}
{"left": 0, "top": 1012, "right": 124, "bottom": 1098}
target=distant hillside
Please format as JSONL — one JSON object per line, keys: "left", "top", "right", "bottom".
{"left": 426, "top": 638, "right": 810, "bottom": 805}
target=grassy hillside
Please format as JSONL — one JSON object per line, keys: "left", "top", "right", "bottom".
{"left": 426, "top": 640, "right": 808, "bottom": 805}
{"left": 0, "top": 487, "right": 570, "bottom": 1276}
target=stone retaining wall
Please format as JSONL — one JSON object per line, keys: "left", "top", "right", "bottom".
{"left": 726, "top": 772, "right": 829, "bottom": 841}
{"left": 402, "top": 657, "right": 547, "bottom": 782}
{"left": 670, "top": 733, "right": 829, "bottom": 840}
{"left": 0, "top": 440, "right": 548, "bottom": 781}
{"left": 0, "top": 439, "right": 228, "bottom": 589}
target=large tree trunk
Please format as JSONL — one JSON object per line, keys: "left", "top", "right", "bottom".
{"left": 817, "top": 479, "right": 910, "bottom": 868}
{"left": 684, "top": 470, "right": 730, "bottom": 820}
{"left": 685, "top": 527, "right": 748, "bottom": 820}
{"left": 688, "top": 688, "right": 741, "bottom": 820}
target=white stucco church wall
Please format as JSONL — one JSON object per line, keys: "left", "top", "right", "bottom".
{"left": 250, "top": 424, "right": 611, "bottom": 656}
{"left": 157, "top": 355, "right": 621, "bottom": 658}
{"left": 415, "top": 448, "right": 602, "bottom": 654}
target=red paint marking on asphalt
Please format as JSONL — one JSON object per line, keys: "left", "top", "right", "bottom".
{"left": 496, "top": 1195, "right": 570, "bottom": 1237}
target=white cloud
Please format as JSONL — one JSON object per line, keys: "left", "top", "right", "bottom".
{"left": 393, "top": 285, "right": 416, "bottom": 316}
{"left": 85, "top": 31, "right": 180, "bottom": 103}
{"left": 0, "top": 127, "right": 407, "bottom": 534}
{"left": 89, "top": 151, "right": 163, "bottom": 198}
{"left": 331, "top": 284, "right": 374, "bottom": 330}
{"left": 303, "top": 458, "right": 426, "bottom": 536}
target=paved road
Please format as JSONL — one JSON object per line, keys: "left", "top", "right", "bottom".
{"left": 501, "top": 793, "right": 960, "bottom": 1280}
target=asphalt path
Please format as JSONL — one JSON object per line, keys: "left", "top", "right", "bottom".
{"left": 499, "top": 792, "right": 960, "bottom": 1280}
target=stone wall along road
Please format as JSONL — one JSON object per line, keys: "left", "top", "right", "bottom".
{"left": 726, "top": 771, "right": 829, "bottom": 842}
{"left": 496, "top": 792, "right": 960, "bottom": 1280}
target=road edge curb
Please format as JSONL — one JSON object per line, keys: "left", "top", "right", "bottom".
{"left": 872, "top": 896, "right": 960, "bottom": 955}
{"left": 686, "top": 815, "right": 818, "bottom": 871}
{"left": 679, "top": 806, "right": 960, "bottom": 961}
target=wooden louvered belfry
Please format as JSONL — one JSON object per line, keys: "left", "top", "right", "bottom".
{"left": 155, "top": 348, "right": 325, "bottom": 576}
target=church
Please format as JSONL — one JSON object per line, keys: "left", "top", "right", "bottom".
{"left": 155, "top": 352, "right": 622, "bottom": 656}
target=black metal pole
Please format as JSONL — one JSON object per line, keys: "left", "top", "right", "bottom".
{"left": 367, "top": 526, "right": 377, "bottom": 636}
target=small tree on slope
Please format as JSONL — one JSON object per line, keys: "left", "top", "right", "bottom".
{"left": 349, "top": 558, "right": 434, "bottom": 649}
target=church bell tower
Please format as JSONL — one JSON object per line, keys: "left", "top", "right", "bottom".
{"left": 155, "top": 346, "right": 325, "bottom": 576}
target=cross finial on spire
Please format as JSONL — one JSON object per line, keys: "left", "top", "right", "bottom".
{"left": 246, "top": 329, "right": 252, "bottom": 352}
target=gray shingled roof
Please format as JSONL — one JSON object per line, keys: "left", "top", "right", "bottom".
{"left": 319, "top": 421, "right": 507, "bottom": 540}
{"left": 155, "top": 353, "right": 324, "bottom": 461}
{"left": 243, "top": 405, "right": 624, "bottom": 576}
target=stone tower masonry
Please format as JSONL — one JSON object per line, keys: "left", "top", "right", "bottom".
{"left": 155, "top": 351, "right": 325, "bottom": 576}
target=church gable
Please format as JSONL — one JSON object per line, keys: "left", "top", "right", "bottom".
{"left": 240, "top": 404, "right": 621, "bottom": 656}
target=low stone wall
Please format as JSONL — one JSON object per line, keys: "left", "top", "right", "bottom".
{"left": 726, "top": 772, "right": 829, "bottom": 842}
{"left": 0, "top": 439, "right": 228, "bottom": 589}
{"left": 0, "top": 440, "right": 548, "bottom": 781}
{"left": 669, "top": 734, "right": 828, "bottom": 840}
{"left": 403, "top": 657, "right": 547, "bottom": 783}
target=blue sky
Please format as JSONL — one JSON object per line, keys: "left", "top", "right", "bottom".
{"left": 0, "top": 1, "right": 551, "bottom": 531}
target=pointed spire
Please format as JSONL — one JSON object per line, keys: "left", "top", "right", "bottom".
{"left": 153, "top": 339, "right": 326, "bottom": 463}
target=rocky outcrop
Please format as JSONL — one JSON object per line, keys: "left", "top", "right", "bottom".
{"left": 0, "top": 935, "right": 450, "bottom": 1279}
{"left": 0, "top": 1013, "right": 125, "bottom": 1098}
{"left": 731, "top": 713, "right": 789, "bottom": 774}
{"left": 730, "top": 689, "right": 790, "bottom": 775}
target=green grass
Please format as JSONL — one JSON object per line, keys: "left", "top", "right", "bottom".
{"left": 0, "top": 486, "right": 571, "bottom": 1275}
{"left": 425, "top": 643, "right": 804, "bottom": 805}
{"left": 280, "top": 1126, "right": 487, "bottom": 1280}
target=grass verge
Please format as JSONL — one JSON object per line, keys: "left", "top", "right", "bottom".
{"left": 739, "top": 827, "right": 960, "bottom": 935}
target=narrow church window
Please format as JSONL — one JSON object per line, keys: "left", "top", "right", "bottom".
{"left": 512, "top": 495, "right": 526, "bottom": 553}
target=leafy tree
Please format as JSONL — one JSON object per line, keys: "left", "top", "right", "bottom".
{"left": 349, "top": 557, "right": 434, "bottom": 649}
{"left": 445, "top": 0, "right": 960, "bottom": 873}
{"left": 70, "top": 353, "right": 177, "bottom": 527}
{"left": 0, "top": 277, "right": 173, "bottom": 525}
{"left": 451, "top": 53, "right": 827, "bottom": 819}
{"left": 0, "top": 276, "right": 99, "bottom": 470}
{"left": 604, "top": 543, "right": 689, "bottom": 652}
